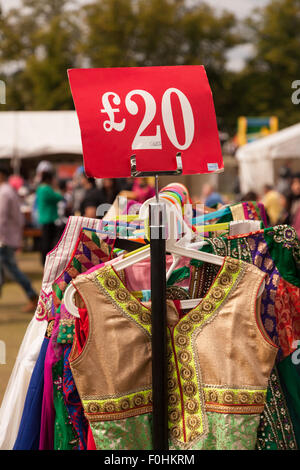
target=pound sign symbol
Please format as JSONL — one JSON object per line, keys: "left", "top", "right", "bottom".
{"left": 100, "top": 92, "right": 126, "bottom": 132}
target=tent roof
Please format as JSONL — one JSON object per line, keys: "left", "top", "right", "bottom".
{"left": 236, "top": 122, "right": 300, "bottom": 162}
{"left": 0, "top": 111, "right": 82, "bottom": 159}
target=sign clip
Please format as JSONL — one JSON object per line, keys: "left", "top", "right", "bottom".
{"left": 130, "top": 153, "right": 183, "bottom": 178}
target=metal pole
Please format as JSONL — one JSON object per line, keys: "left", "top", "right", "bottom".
{"left": 149, "top": 182, "right": 168, "bottom": 450}
{"left": 129, "top": 154, "right": 183, "bottom": 451}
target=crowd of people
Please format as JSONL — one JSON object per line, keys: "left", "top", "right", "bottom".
{"left": 240, "top": 169, "right": 300, "bottom": 234}
{"left": 0, "top": 161, "right": 156, "bottom": 312}
{"left": 0, "top": 159, "right": 299, "bottom": 314}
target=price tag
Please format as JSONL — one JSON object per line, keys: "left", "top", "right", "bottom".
{"left": 68, "top": 66, "right": 223, "bottom": 178}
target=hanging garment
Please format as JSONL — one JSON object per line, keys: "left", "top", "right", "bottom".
{"left": 0, "top": 216, "right": 103, "bottom": 450}
{"left": 274, "top": 278, "right": 300, "bottom": 359}
{"left": 40, "top": 227, "right": 115, "bottom": 450}
{"left": 256, "top": 365, "right": 297, "bottom": 450}
{"left": 194, "top": 225, "right": 300, "bottom": 351}
{"left": 52, "top": 355, "right": 78, "bottom": 450}
{"left": 192, "top": 224, "right": 300, "bottom": 449}
{"left": 50, "top": 251, "right": 191, "bottom": 450}
{"left": 277, "top": 353, "right": 300, "bottom": 448}
{"left": 216, "top": 201, "right": 267, "bottom": 228}
{"left": 69, "top": 258, "right": 278, "bottom": 450}
{"left": 13, "top": 336, "right": 49, "bottom": 450}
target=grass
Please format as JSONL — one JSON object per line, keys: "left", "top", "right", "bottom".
{"left": 0, "top": 252, "right": 43, "bottom": 404}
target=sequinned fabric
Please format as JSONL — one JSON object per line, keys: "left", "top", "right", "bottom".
{"left": 256, "top": 367, "right": 297, "bottom": 450}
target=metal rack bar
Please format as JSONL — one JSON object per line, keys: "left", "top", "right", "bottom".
{"left": 130, "top": 153, "right": 183, "bottom": 450}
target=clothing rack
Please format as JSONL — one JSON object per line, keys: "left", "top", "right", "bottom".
{"left": 130, "top": 153, "right": 183, "bottom": 450}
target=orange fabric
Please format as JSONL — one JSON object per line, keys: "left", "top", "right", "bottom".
{"left": 275, "top": 277, "right": 300, "bottom": 359}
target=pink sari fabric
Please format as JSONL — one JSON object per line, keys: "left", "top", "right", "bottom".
{"left": 39, "top": 310, "right": 62, "bottom": 449}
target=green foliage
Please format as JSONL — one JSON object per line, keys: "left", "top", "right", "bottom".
{"left": 237, "top": 0, "right": 300, "bottom": 128}
{"left": 1, "top": 0, "right": 300, "bottom": 132}
{"left": 0, "top": 0, "right": 80, "bottom": 109}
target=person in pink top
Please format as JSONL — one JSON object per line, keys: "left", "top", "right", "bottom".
{"left": 0, "top": 165, "right": 38, "bottom": 312}
{"left": 119, "top": 177, "right": 155, "bottom": 204}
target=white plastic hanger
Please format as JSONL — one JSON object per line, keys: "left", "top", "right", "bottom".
{"left": 64, "top": 195, "right": 265, "bottom": 316}
{"left": 64, "top": 196, "right": 224, "bottom": 317}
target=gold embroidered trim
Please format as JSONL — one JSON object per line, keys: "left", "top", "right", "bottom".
{"left": 168, "top": 257, "right": 244, "bottom": 449}
{"left": 86, "top": 405, "right": 153, "bottom": 422}
{"left": 94, "top": 266, "right": 152, "bottom": 336}
{"left": 203, "top": 386, "right": 267, "bottom": 412}
{"left": 59, "top": 318, "right": 75, "bottom": 327}
{"left": 45, "top": 319, "right": 55, "bottom": 339}
{"left": 36, "top": 293, "right": 52, "bottom": 321}
{"left": 82, "top": 388, "right": 152, "bottom": 422}
{"left": 205, "top": 404, "right": 264, "bottom": 414}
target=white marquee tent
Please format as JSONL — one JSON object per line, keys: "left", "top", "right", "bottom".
{"left": 0, "top": 111, "right": 83, "bottom": 159}
{"left": 236, "top": 123, "right": 300, "bottom": 194}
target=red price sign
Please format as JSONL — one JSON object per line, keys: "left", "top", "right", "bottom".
{"left": 68, "top": 66, "right": 223, "bottom": 178}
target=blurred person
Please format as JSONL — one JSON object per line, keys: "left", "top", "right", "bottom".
{"left": 200, "top": 183, "right": 224, "bottom": 208}
{"left": 261, "top": 184, "right": 282, "bottom": 226}
{"left": 72, "top": 165, "right": 86, "bottom": 214}
{"left": 119, "top": 177, "right": 155, "bottom": 203}
{"left": 35, "top": 160, "right": 53, "bottom": 184}
{"left": 240, "top": 191, "right": 258, "bottom": 202}
{"left": 80, "top": 175, "right": 118, "bottom": 218}
{"left": 0, "top": 165, "right": 38, "bottom": 312}
{"left": 56, "top": 179, "right": 73, "bottom": 235}
{"left": 100, "top": 178, "right": 119, "bottom": 204}
{"left": 277, "top": 192, "right": 292, "bottom": 225}
{"left": 36, "top": 171, "right": 64, "bottom": 264}
{"left": 290, "top": 174, "right": 300, "bottom": 237}
{"left": 276, "top": 166, "right": 292, "bottom": 195}
{"left": 30, "top": 161, "right": 54, "bottom": 227}
{"left": 9, "top": 174, "right": 24, "bottom": 192}
{"left": 117, "top": 177, "right": 134, "bottom": 192}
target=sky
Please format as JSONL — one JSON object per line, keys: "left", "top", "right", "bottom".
{"left": 1, "top": 0, "right": 271, "bottom": 71}
{"left": 1, "top": 0, "right": 270, "bottom": 15}
{"left": 203, "top": 0, "right": 269, "bottom": 18}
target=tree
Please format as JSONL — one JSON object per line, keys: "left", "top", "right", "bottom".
{"left": 82, "top": 0, "right": 240, "bottom": 125}
{"left": 0, "top": 0, "right": 81, "bottom": 110}
{"left": 0, "top": 0, "right": 241, "bottom": 127}
{"left": 236, "top": 0, "right": 300, "bottom": 128}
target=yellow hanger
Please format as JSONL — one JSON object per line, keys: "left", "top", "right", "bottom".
{"left": 195, "top": 222, "right": 229, "bottom": 232}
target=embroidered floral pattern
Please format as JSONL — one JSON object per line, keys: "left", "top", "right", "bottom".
{"left": 95, "top": 266, "right": 152, "bottom": 335}
{"left": 82, "top": 389, "right": 152, "bottom": 421}
{"left": 45, "top": 318, "right": 55, "bottom": 339}
{"left": 57, "top": 319, "right": 76, "bottom": 344}
{"left": 168, "top": 258, "right": 243, "bottom": 449}
{"left": 274, "top": 278, "right": 300, "bottom": 359}
{"left": 35, "top": 290, "right": 52, "bottom": 321}
{"left": 268, "top": 225, "right": 300, "bottom": 266}
{"left": 203, "top": 386, "right": 267, "bottom": 413}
